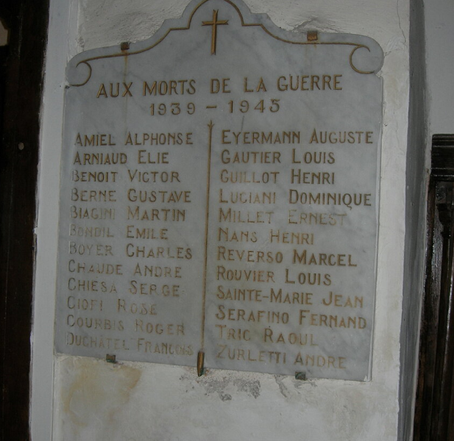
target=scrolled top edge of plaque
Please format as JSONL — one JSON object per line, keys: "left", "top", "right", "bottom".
{"left": 67, "top": 0, "right": 384, "bottom": 87}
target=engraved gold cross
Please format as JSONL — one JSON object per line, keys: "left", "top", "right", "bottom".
{"left": 202, "top": 10, "right": 228, "bottom": 55}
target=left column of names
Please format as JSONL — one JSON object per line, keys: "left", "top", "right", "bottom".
{"left": 56, "top": 97, "right": 206, "bottom": 366}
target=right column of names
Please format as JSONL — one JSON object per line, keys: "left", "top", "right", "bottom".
{"left": 205, "top": 123, "right": 377, "bottom": 380}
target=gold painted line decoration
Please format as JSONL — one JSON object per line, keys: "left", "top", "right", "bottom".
{"left": 223, "top": 0, "right": 375, "bottom": 74}
{"left": 72, "top": 0, "right": 378, "bottom": 86}
{"left": 202, "top": 9, "right": 229, "bottom": 55}
{"left": 197, "top": 350, "right": 205, "bottom": 376}
{"left": 200, "top": 120, "right": 214, "bottom": 350}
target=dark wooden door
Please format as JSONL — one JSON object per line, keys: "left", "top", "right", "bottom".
{"left": 0, "top": 1, "right": 48, "bottom": 439}
{"left": 414, "top": 135, "right": 454, "bottom": 441}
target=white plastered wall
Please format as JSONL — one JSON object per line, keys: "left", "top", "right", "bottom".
{"left": 425, "top": 0, "right": 454, "bottom": 135}
{"left": 32, "top": 0, "right": 410, "bottom": 440}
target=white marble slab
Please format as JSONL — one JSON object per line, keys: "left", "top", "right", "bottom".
{"left": 55, "top": 0, "right": 383, "bottom": 380}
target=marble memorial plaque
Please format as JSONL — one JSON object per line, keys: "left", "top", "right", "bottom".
{"left": 55, "top": 0, "right": 384, "bottom": 381}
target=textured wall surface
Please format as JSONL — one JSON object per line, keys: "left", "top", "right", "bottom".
{"left": 399, "top": 0, "right": 428, "bottom": 438}
{"left": 424, "top": 0, "right": 454, "bottom": 134}
{"left": 33, "top": 0, "right": 410, "bottom": 439}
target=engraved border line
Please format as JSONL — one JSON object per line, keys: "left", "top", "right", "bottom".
{"left": 72, "top": 0, "right": 375, "bottom": 86}
{"left": 224, "top": 0, "right": 374, "bottom": 75}
{"left": 200, "top": 120, "right": 214, "bottom": 350}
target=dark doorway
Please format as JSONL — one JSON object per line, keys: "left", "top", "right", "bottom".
{"left": 0, "top": 0, "right": 49, "bottom": 439}
{"left": 414, "top": 135, "right": 454, "bottom": 441}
